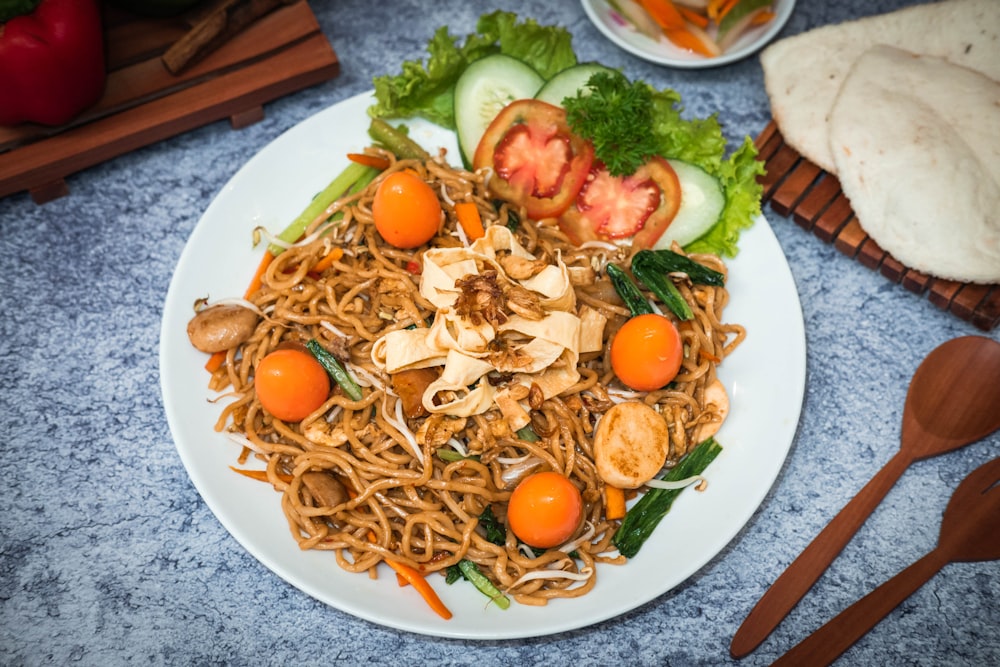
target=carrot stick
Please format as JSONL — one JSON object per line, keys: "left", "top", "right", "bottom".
{"left": 388, "top": 560, "right": 453, "bottom": 619}
{"left": 718, "top": 0, "right": 740, "bottom": 20}
{"left": 229, "top": 466, "right": 294, "bottom": 484}
{"left": 677, "top": 6, "right": 709, "bottom": 28}
{"left": 454, "top": 201, "right": 485, "bottom": 241}
{"left": 244, "top": 250, "right": 274, "bottom": 299}
{"left": 699, "top": 348, "right": 722, "bottom": 363}
{"left": 367, "top": 532, "right": 452, "bottom": 619}
{"left": 750, "top": 9, "right": 775, "bottom": 25}
{"left": 707, "top": 0, "right": 725, "bottom": 20}
{"left": 205, "top": 351, "right": 226, "bottom": 373}
{"left": 605, "top": 485, "right": 627, "bottom": 520}
{"left": 347, "top": 152, "right": 391, "bottom": 171}
{"left": 665, "top": 26, "right": 719, "bottom": 58}
{"left": 638, "top": 0, "right": 686, "bottom": 30}
{"left": 311, "top": 247, "right": 344, "bottom": 274}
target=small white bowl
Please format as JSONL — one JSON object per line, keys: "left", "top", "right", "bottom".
{"left": 581, "top": 0, "right": 796, "bottom": 68}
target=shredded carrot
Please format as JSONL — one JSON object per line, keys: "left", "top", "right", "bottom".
{"left": 204, "top": 350, "right": 226, "bottom": 373}
{"left": 605, "top": 485, "right": 627, "bottom": 521}
{"left": 454, "top": 201, "right": 485, "bottom": 241}
{"left": 312, "top": 247, "right": 344, "bottom": 274}
{"left": 366, "top": 532, "right": 453, "bottom": 619}
{"left": 244, "top": 249, "right": 274, "bottom": 299}
{"left": 388, "top": 560, "right": 452, "bottom": 619}
{"left": 718, "top": 0, "right": 740, "bottom": 21}
{"left": 396, "top": 573, "right": 409, "bottom": 587}
{"left": 229, "top": 466, "right": 293, "bottom": 485}
{"left": 750, "top": 9, "right": 775, "bottom": 25}
{"left": 347, "top": 152, "right": 390, "bottom": 170}
{"left": 699, "top": 348, "right": 722, "bottom": 363}
{"left": 677, "top": 6, "right": 709, "bottom": 28}
{"left": 707, "top": 0, "right": 725, "bottom": 20}
{"left": 638, "top": 0, "right": 686, "bottom": 30}
{"left": 665, "top": 27, "right": 719, "bottom": 58}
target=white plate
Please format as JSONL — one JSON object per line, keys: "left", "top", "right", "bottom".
{"left": 160, "top": 91, "right": 806, "bottom": 639}
{"left": 581, "top": 0, "right": 795, "bottom": 68}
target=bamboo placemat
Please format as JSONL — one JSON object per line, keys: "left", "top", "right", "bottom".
{"left": 0, "top": 1, "right": 339, "bottom": 204}
{"left": 754, "top": 121, "right": 999, "bottom": 331}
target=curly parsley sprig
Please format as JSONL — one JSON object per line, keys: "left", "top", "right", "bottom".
{"left": 563, "top": 72, "right": 662, "bottom": 176}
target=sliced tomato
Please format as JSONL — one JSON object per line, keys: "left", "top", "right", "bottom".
{"left": 473, "top": 99, "right": 594, "bottom": 219}
{"left": 557, "top": 156, "right": 681, "bottom": 249}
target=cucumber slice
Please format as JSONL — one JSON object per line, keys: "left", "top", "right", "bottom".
{"left": 534, "top": 62, "right": 622, "bottom": 107}
{"left": 654, "top": 160, "right": 726, "bottom": 250}
{"left": 454, "top": 54, "right": 544, "bottom": 165}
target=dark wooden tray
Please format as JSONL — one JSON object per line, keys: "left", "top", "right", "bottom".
{"left": 755, "top": 121, "right": 999, "bottom": 332}
{"left": 0, "top": 0, "right": 339, "bottom": 204}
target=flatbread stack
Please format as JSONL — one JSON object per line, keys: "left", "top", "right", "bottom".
{"left": 760, "top": 0, "right": 1000, "bottom": 284}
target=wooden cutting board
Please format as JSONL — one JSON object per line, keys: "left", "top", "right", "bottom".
{"left": 755, "top": 121, "right": 999, "bottom": 332}
{"left": 0, "top": 0, "right": 339, "bottom": 204}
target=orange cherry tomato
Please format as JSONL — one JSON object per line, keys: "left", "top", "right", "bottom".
{"left": 610, "top": 313, "right": 683, "bottom": 391}
{"left": 507, "top": 471, "right": 584, "bottom": 549}
{"left": 254, "top": 348, "right": 330, "bottom": 422}
{"left": 372, "top": 170, "right": 442, "bottom": 248}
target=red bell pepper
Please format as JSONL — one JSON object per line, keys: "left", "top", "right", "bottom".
{"left": 0, "top": 0, "right": 106, "bottom": 126}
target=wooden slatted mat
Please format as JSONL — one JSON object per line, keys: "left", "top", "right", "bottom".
{"left": 755, "top": 121, "right": 1000, "bottom": 332}
{"left": 0, "top": 0, "right": 339, "bottom": 204}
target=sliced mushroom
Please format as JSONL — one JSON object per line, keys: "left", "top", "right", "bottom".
{"left": 593, "top": 401, "right": 670, "bottom": 489}
{"left": 300, "top": 471, "right": 348, "bottom": 508}
{"left": 692, "top": 379, "right": 729, "bottom": 443}
{"left": 186, "top": 304, "right": 259, "bottom": 353}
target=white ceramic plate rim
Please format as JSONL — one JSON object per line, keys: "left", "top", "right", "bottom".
{"left": 581, "top": 0, "right": 796, "bottom": 68}
{"left": 159, "top": 90, "right": 806, "bottom": 639}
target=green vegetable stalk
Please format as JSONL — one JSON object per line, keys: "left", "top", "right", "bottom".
{"left": 447, "top": 560, "right": 511, "bottom": 610}
{"left": 635, "top": 249, "right": 726, "bottom": 287}
{"left": 630, "top": 252, "right": 694, "bottom": 321}
{"left": 606, "top": 263, "right": 653, "bottom": 317}
{"left": 612, "top": 438, "right": 723, "bottom": 558}
{"left": 268, "top": 162, "right": 378, "bottom": 255}
{"left": 368, "top": 118, "right": 430, "bottom": 160}
{"left": 306, "top": 339, "right": 363, "bottom": 401}
{"left": 268, "top": 114, "right": 436, "bottom": 256}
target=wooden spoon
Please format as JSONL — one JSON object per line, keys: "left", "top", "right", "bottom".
{"left": 730, "top": 335, "right": 1000, "bottom": 658}
{"left": 771, "top": 456, "right": 1000, "bottom": 667}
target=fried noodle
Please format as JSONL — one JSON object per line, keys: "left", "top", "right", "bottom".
{"left": 203, "top": 146, "right": 745, "bottom": 606}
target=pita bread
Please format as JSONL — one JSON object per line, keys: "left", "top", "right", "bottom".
{"left": 761, "top": 0, "right": 1000, "bottom": 173}
{"left": 828, "top": 45, "right": 1000, "bottom": 284}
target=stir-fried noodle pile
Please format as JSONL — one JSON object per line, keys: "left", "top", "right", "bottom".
{"left": 204, "top": 147, "right": 745, "bottom": 606}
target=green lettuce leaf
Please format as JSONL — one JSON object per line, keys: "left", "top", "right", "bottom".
{"left": 475, "top": 11, "right": 577, "bottom": 79}
{"left": 369, "top": 13, "right": 761, "bottom": 257}
{"left": 368, "top": 11, "right": 576, "bottom": 128}
{"left": 685, "top": 137, "right": 765, "bottom": 257}
{"left": 647, "top": 89, "right": 763, "bottom": 257}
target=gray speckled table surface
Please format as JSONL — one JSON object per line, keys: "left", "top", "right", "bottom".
{"left": 2, "top": 1, "right": 998, "bottom": 665}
